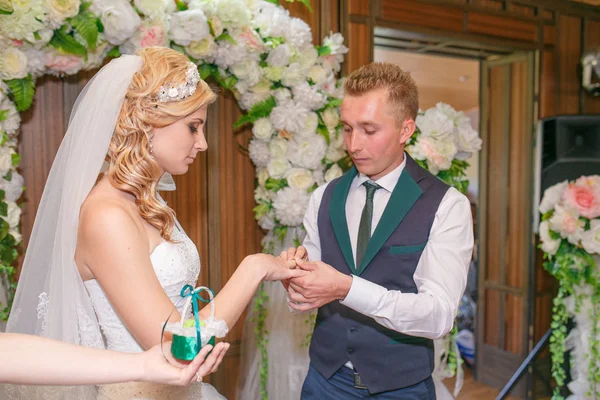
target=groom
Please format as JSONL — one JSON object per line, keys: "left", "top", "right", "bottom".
{"left": 284, "top": 62, "right": 474, "bottom": 399}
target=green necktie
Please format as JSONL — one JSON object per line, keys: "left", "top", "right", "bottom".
{"left": 356, "top": 181, "right": 381, "bottom": 271}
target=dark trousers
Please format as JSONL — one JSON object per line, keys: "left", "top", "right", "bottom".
{"left": 301, "top": 364, "right": 436, "bottom": 400}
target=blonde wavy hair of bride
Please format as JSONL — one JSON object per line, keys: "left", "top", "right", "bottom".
{"left": 107, "top": 47, "right": 216, "bottom": 241}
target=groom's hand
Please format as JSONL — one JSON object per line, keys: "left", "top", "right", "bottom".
{"left": 287, "top": 261, "right": 352, "bottom": 312}
{"left": 279, "top": 246, "right": 308, "bottom": 290}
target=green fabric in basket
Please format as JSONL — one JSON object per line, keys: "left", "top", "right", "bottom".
{"left": 172, "top": 334, "right": 216, "bottom": 361}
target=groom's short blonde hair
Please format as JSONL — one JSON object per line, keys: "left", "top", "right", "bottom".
{"left": 344, "top": 62, "right": 419, "bottom": 124}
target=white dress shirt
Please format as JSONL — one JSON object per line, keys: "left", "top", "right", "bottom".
{"left": 302, "top": 156, "right": 474, "bottom": 352}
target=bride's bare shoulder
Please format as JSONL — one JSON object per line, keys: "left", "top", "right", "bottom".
{"left": 78, "top": 178, "right": 141, "bottom": 241}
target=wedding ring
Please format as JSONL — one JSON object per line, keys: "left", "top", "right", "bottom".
{"left": 195, "top": 372, "right": 202, "bottom": 383}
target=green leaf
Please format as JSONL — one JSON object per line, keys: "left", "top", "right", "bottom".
{"left": 317, "top": 124, "right": 330, "bottom": 144}
{"left": 79, "top": 1, "right": 92, "bottom": 13}
{"left": 215, "top": 32, "right": 237, "bottom": 45}
{"left": 234, "top": 96, "right": 276, "bottom": 129}
{"left": 0, "top": 202, "right": 7, "bottom": 218}
{"left": 50, "top": 25, "right": 88, "bottom": 59}
{"left": 0, "top": 109, "right": 8, "bottom": 123}
{"left": 96, "top": 18, "right": 104, "bottom": 33}
{"left": 106, "top": 46, "right": 121, "bottom": 59}
{"left": 71, "top": 11, "right": 99, "bottom": 50}
{"left": 199, "top": 63, "right": 217, "bottom": 80}
{"left": 253, "top": 202, "right": 271, "bottom": 219}
{"left": 0, "top": 190, "right": 5, "bottom": 202}
{"left": 175, "top": 0, "right": 188, "bottom": 11}
{"left": 288, "top": 0, "right": 313, "bottom": 12}
{"left": 2, "top": 170, "right": 11, "bottom": 182}
{"left": 0, "top": 0, "right": 13, "bottom": 14}
{"left": 265, "top": 178, "right": 287, "bottom": 191}
{"left": 317, "top": 45, "right": 331, "bottom": 57}
{"left": 11, "top": 153, "right": 19, "bottom": 167}
{"left": 263, "top": 36, "right": 285, "bottom": 48}
{"left": 325, "top": 98, "right": 342, "bottom": 108}
{"left": 33, "top": 31, "right": 41, "bottom": 41}
{"left": 220, "top": 75, "right": 238, "bottom": 90}
{"left": 6, "top": 75, "right": 35, "bottom": 112}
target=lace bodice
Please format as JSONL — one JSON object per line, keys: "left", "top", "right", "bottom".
{"left": 85, "top": 227, "right": 200, "bottom": 353}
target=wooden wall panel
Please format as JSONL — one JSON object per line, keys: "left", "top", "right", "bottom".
{"left": 583, "top": 20, "right": 600, "bottom": 114}
{"left": 540, "top": 51, "right": 557, "bottom": 119}
{"left": 557, "top": 15, "right": 582, "bottom": 114}
{"left": 467, "top": 12, "right": 538, "bottom": 42}
{"left": 18, "top": 77, "right": 66, "bottom": 252}
{"left": 380, "top": 0, "right": 463, "bottom": 33}
{"left": 506, "top": 61, "right": 527, "bottom": 290}
{"left": 348, "top": 0, "right": 369, "bottom": 16}
{"left": 346, "top": 22, "right": 372, "bottom": 73}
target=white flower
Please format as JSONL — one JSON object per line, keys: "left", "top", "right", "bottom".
{"left": 295, "top": 111, "right": 318, "bottom": 138}
{"left": 539, "top": 181, "right": 568, "bottom": 214}
{"left": 45, "top": 0, "right": 81, "bottom": 27}
{"left": 270, "top": 103, "right": 309, "bottom": 135}
{"left": 325, "top": 164, "right": 343, "bottom": 182}
{"left": 408, "top": 136, "right": 457, "bottom": 175}
{"left": 0, "top": 99, "right": 21, "bottom": 137}
{"left": 281, "top": 63, "right": 305, "bottom": 88}
{"left": 312, "top": 169, "right": 325, "bottom": 186}
{"left": 0, "top": 147, "right": 16, "bottom": 176}
{"left": 252, "top": 118, "right": 275, "bottom": 141}
{"left": 285, "top": 18, "right": 313, "bottom": 50}
{"left": 169, "top": 10, "right": 210, "bottom": 46}
{"left": 91, "top": 0, "right": 141, "bottom": 45}
{"left": 296, "top": 47, "right": 318, "bottom": 71}
{"left": 268, "top": 138, "right": 289, "bottom": 159}
{"left": 254, "top": 186, "right": 274, "bottom": 203}
{"left": 285, "top": 168, "right": 314, "bottom": 190}
{"left": 549, "top": 204, "right": 585, "bottom": 245}
{"left": 239, "top": 88, "right": 271, "bottom": 111}
{"left": 326, "top": 146, "right": 345, "bottom": 163}
{"left": 257, "top": 167, "right": 269, "bottom": 187}
{"left": 0, "top": 171, "right": 24, "bottom": 202}
{"left": 0, "top": 1, "right": 46, "bottom": 43}
{"left": 0, "top": 48, "right": 28, "bottom": 80}
{"left": 134, "top": 0, "right": 174, "bottom": 17}
{"left": 1, "top": 201, "right": 21, "bottom": 229}
{"left": 292, "top": 82, "right": 327, "bottom": 111}
{"left": 308, "top": 65, "right": 327, "bottom": 84}
{"left": 288, "top": 134, "right": 327, "bottom": 170}
{"left": 263, "top": 66, "right": 284, "bottom": 82}
{"left": 435, "top": 102, "right": 462, "bottom": 124}
{"left": 215, "top": 0, "right": 251, "bottom": 29}
{"left": 253, "top": 3, "right": 290, "bottom": 38}
{"left": 266, "top": 44, "right": 292, "bottom": 68}
{"left": 272, "top": 88, "right": 292, "bottom": 106}
{"left": 539, "top": 220, "right": 561, "bottom": 256}
{"left": 455, "top": 121, "right": 482, "bottom": 160}
{"left": 323, "top": 33, "right": 348, "bottom": 55}
{"left": 321, "top": 108, "right": 340, "bottom": 130}
{"left": 267, "top": 157, "right": 290, "bottom": 179}
{"left": 581, "top": 220, "right": 600, "bottom": 255}
{"left": 213, "top": 41, "right": 250, "bottom": 69}
{"left": 248, "top": 139, "right": 270, "bottom": 167}
{"left": 416, "top": 108, "right": 455, "bottom": 139}
{"left": 230, "top": 59, "right": 261, "bottom": 87}
{"left": 9, "top": 228, "right": 22, "bottom": 243}
{"left": 22, "top": 46, "right": 48, "bottom": 78}
{"left": 273, "top": 187, "right": 310, "bottom": 226}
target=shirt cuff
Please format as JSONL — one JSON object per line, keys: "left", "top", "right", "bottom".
{"left": 340, "top": 275, "right": 389, "bottom": 315}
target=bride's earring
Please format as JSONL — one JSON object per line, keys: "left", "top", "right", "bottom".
{"left": 149, "top": 135, "right": 154, "bottom": 155}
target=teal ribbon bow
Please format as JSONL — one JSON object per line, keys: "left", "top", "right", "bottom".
{"left": 180, "top": 284, "right": 211, "bottom": 350}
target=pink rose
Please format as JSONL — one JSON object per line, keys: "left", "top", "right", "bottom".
{"left": 140, "top": 25, "right": 166, "bottom": 48}
{"left": 45, "top": 52, "right": 83, "bottom": 75}
{"left": 11, "top": 40, "right": 23, "bottom": 47}
{"left": 563, "top": 183, "right": 600, "bottom": 219}
{"left": 238, "top": 27, "right": 265, "bottom": 52}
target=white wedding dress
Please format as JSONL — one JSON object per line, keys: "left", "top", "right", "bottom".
{"left": 84, "top": 222, "right": 225, "bottom": 400}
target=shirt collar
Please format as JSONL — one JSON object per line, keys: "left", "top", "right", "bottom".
{"left": 354, "top": 153, "right": 407, "bottom": 193}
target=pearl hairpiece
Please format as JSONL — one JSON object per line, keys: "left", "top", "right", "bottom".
{"left": 155, "top": 61, "right": 201, "bottom": 103}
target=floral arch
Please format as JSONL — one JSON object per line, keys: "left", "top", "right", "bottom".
{"left": 0, "top": 0, "right": 481, "bottom": 398}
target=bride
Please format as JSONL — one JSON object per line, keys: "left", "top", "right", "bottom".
{"left": 3, "top": 47, "right": 304, "bottom": 400}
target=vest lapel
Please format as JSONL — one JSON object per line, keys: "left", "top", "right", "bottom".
{"left": 356, "top": 159, "right": 424, "bottom": 276}
{"left": 330, "top": 166, "right": 358, "bottom": 273}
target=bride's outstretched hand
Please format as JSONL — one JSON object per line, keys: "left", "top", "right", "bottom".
{"left": 245, "top": 254, "right": 309, "bottom": 281}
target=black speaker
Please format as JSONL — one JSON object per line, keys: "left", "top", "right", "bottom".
{"left": 534, "top": 115, "right": 600, "bottom": 225}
